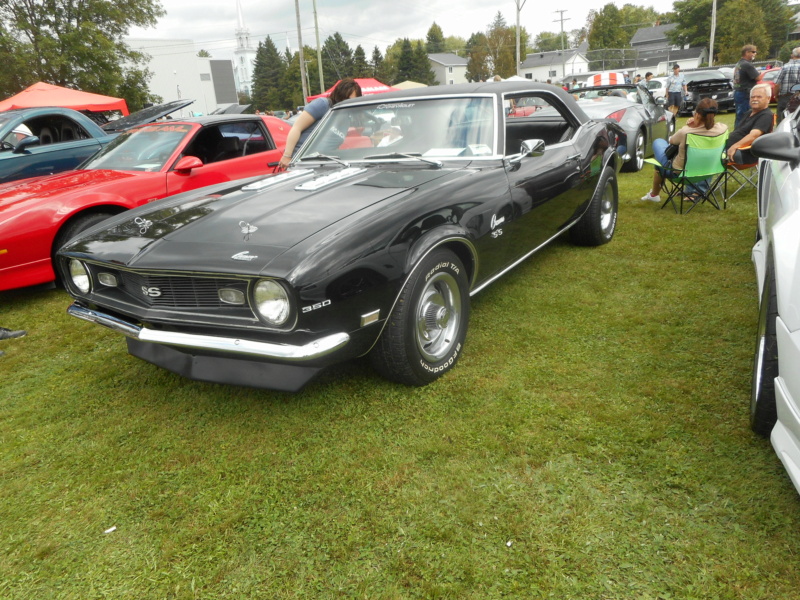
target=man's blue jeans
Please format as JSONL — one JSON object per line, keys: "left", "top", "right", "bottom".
{"left": 734, "top": 90, "right": 750, "bottom": 128}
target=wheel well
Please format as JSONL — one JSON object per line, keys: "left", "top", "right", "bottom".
{"left": 439, "top": 240, "right": 477, "bottom": 289}
{"left": 51, "top": 206, "right": 127, "bottom": 256}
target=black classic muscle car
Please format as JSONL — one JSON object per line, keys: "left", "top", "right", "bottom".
{"left": 58, "top": 82, "right": 624, "bottom": 391}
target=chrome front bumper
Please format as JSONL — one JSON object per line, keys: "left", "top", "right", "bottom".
{"left": 67, "top": 303, "right": 350, "bottom": 362}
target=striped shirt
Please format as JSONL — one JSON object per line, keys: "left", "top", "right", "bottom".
{"left": 776, "top": 59, "right": 800, "bottom": 96}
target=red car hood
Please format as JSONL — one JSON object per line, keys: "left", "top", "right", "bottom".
{"left": 0, "top": 170, "right": 146, "bottom": 210}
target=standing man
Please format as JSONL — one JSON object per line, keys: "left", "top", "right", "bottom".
{"left": 733, "top": 45, "right": 760, "bottom": 128}
{"left": 775, "top": 47, "right": 800, "bottom": 124}
{"left": 666, "top": 63, "right": 687, "bottom": 116}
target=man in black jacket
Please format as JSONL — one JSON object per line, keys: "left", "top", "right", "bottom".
{"left": 726, "top": 84, "right": 773, "bottom": 164}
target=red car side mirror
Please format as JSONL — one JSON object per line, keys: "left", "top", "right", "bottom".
{"left": 173, "top": 155, "right": 203, "bottom": 174}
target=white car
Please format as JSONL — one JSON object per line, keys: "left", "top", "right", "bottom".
{"left": 645, "top": 77, "right": 668, "bottom": 101}
{"left": 750, "top": 103, "right": 800, "bottom": 494}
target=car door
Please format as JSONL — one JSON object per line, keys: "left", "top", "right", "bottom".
{"left": 166, "top": 120, "right": 281, "bottom": 195}
{"left": 499, "top": 92, "right": 596, "bottom": 258}
{"left": 635, "top": 86, "right": 668, "bottom": 142}
{"left": 0, "top": 116, "right": 103, "bottom": 183}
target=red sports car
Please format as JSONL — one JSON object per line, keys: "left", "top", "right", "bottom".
{"left": 0, "top": 114, "right": 288, "bottom": 292}
{"left": 758, "top": 67, "right": 781, "bottom": 104}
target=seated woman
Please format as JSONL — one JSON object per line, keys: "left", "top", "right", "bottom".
{"left": 640, "top": 98, "right": 728, "bottom": 202}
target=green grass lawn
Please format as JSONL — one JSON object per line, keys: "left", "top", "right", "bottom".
{"left": 2, "top": 112, "right": 799, "bottom": 599}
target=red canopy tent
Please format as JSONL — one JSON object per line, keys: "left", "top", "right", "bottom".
{"left": 0, "top": 82, "right": 130, "bottom": 115}
{"left": 306, "top": 78, "right": 399, "bottom": 102}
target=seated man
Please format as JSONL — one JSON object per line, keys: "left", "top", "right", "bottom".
{"left": 726, "top": 83, "right": 774, "bottom": 164}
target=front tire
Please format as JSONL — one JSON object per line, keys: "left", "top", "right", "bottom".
{"left": 751, "top": 260, "right": 779, "bottom": 436}
{"left": 370, "top": 249, "right": 470, "bottom": 386}
{"left": 622, "top": 129, "right": 645, "bottom": 172}
{"left": 569, "top": 166, "right": 618, "bottom": 247}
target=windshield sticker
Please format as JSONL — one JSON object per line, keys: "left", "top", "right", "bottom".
{"left": 376, "top": 103, "right": 415, "bottom": 110}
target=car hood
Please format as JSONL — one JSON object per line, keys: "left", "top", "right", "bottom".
{"left": 63, "top": 164, "right": 467, "bottom": 276}
{"left": 0, "top": 169, "right": 146, "bottom": 211}
{"left": 686, "top": 78, "right": 731, "bottom": 91}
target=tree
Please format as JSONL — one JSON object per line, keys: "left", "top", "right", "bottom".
{"left": 444, "top": 36, "right": 467, "bottom": 56}
{"left": 321, "top": 33, "right": 353, "bottom": 84}
{"left": 352, "top": 44, "right": 371, "bottom": 78}
{"left": 465, "top": 32, "right": 491, "bottom": 82}
{"left": 395, "top": 38, "right": 416, "bottom": 83}
{"left": 534, "top": 32, "right": 567, "bottom": 53}
{"left": 669, "top": 0, "right": 792, "bottom": 59}
{"left": 714, "top": 0, "right": 770, "bottom": 63}
{"left": 426, "top": 22, "right": 445, "bottom": 54}
{"left": 0, "top": 0, "right": 165, "bottom": 103}
{"left": 197, "top": 49, "right": 211, "bottom": 58}
{"left": 251, "top": 37, "right": 286, "bottom": 111}
{"left": 586, "top": 4, "right": 632, "bottom": 70}
{"left": 412, "top": 40, "right": 437, "bottom": 84}
{"left": 485, "top": 12, "right": 518, "bottom": 78}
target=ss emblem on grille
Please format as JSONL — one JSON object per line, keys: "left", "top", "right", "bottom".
{"left": 141, "top": 286, "right": 162, "bottom": 298}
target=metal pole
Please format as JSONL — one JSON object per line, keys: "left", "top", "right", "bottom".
{"left": 554, "top": 10, "right": 569, "bottom": 80}
{"left": 515, "top": 0, "right": 527, "bottom": 77}
{"left": 709, "top": 0, "right": 717, "bottom": 67}
{"left": 313, "top": 0, "right": 324, "bottom": 93}
{"left": 294, "top": 0, "right": 309, "bottom": 101}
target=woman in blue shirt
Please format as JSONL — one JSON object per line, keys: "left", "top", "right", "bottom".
{"left": 279, "top": 78, "right": 362, "bottom": 168}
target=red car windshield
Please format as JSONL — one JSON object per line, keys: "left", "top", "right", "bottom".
{"left": 83, "top": 123, "right": 192, "bottom": 172}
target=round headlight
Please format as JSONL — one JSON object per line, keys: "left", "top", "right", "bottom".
{"left": 69, "top": 260, "right": 91, "bottom": 293}
{"left": 253, "top": 280, "right": 291, "bottom": 325}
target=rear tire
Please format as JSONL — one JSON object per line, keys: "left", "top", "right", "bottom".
{"left": 751, "top": 260, "right": 779, "bottom": 437}
{"left": 370, "top": 249, "right": 469, "bottom": 386}
{"left": 621, "top": 130, "right": 645, "bottom": 172}
{"left": 569, "top": 166, "right": 618, "bottom": 247}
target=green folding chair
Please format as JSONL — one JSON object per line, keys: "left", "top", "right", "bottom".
{"left": 645, "top": 132, "right": 729, "bottom": 214}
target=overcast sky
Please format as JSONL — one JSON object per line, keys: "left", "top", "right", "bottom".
{"left": 128, "top": 0, "right": 676, "bottom": 62}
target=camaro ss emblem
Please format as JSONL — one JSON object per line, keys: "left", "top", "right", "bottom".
{"left": 232, "top": 251, "right": 258, "bottom": 261}
{"left": 490, "top": 213, "right": 505, "bottom": 229}
{"left": 239, "top": 220, "right": 258, "bottom": 241}
{"left": 141, "top": 286, "right": 162, "bottom": 298}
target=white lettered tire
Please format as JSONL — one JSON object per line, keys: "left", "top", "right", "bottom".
{"left": 370, "top": 249, "right": 470, "bottom": 386}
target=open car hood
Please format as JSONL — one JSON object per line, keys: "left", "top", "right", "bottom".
{"left": 100, "top": 99, "right": 195, "bottom": 133}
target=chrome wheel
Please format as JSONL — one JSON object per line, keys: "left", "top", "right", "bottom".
{"left": 599, "top": 181, "right": 616, "bottom": 236}
{"left": 634, "top": 131, "right": 645, "bottom": 171}
{"left": 415, "top": 270, "right": 462, "bottom": 362}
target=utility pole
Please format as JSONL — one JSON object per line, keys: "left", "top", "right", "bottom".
{"left": 554, "top": 10, "right": 570, "bottom": 80}
{"left": 515, "top": 0, "right": 527, "bottom": 77}
{"left": 313, "top": 0, "right": 325, "bottom": 93}
{"left": 294, "top": 0, "right": 309, "bottom": 102}
{"left": 709, "top": 0, "right": 717, "bottom": 66}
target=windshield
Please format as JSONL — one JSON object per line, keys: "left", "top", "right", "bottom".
{"left": 297, "top": 96, "right": 496, "bottom": 161}
{"left": 684, "top": 70, "right": 727, "bottom": 83}
{"left": 82, "top": 123, "right": 191, "bottom": 171}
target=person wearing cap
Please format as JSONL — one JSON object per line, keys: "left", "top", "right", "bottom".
{"left": 623, "top": 71, "right": 631, "bottom": 84}
{"left": 641, "top": 98, "right": 728, "bottom": 202}
{"left": 733, "top": 45, "right": 760, "bottom": 128}
{"left": 665, "top": 63, "right": 687, "bottom": 115}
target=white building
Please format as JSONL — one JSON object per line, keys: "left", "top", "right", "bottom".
{"left": 124, "top": 38, "right": 238, "bottom": 115}
{"left": 428, "top": 53, "right": 469, "bottom": 85}
{"left": 520, "top": 46, "right": 590, "bottom": 82}
{"left": 233, "top": 0, "right": 257, "bottom": 96}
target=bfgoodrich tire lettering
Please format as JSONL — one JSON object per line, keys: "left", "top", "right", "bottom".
{"left": 569, "top": 166, "right": 618, "bottom": 247}
{"left": 370, "top": 249, "right": 470, "bottom": 386}
{"left": 751, "top": 260, "right": 779, "bottom": 437}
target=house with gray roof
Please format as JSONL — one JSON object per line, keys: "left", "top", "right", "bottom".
{"left": 519, "top": 44, "right": 589, "bottom": 81}
{"left": 428, "top": 53, "right": 469, "bottom": 85}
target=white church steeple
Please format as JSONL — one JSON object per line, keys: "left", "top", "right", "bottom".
{"left": 233, "top": 0, "right": 257, "bottom": 96}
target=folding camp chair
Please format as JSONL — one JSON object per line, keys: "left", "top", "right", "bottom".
{"left": 722, "top": 114, "right": 774, "bottom": 208}
{"left": 645, "top": 132, "right": 729, "bottom": 214}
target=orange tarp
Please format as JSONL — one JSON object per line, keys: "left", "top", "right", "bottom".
{"left": 0, "top": 82, "right": 129, "bottom": 115}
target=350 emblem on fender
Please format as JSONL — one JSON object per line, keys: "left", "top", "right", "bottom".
{"left": 141, "top": 286, "right": 162, "bottom": 298}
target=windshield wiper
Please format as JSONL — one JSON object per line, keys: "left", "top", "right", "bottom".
{"left": 298, "top": 152, "right": 350, "bottom": 167}
{"left": 363, "top": 152, "right": 443, "bottom": 168}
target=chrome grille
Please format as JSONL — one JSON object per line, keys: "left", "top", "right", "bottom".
{"left": 117, "top": 271, "right": 248, "bottom": 308}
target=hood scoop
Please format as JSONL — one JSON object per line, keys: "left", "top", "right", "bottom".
{"left": 241, "top": 169, "right": 312, "bottom": 191}
{"left": 295, "top": 167, "right": 367, "bottom": 191}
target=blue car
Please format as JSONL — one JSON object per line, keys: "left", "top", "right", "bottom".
{"left": 0, "top": 100, "right": 193, "bottom": 184}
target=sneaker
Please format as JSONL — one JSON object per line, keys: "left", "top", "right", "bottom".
{"left": 0, "top": 327, "right": 26, "bottom": 340}
{"left": 640, "top": 192, "right": 660, "bottom": 202}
